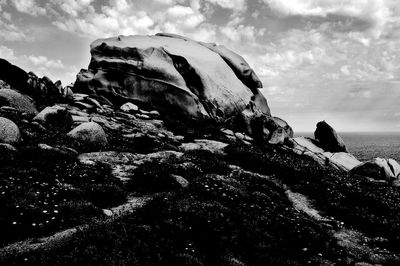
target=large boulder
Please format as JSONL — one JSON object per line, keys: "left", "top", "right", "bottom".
{"left": 0, "top": 117, "right": 21, "bottom": 144}
{"left": 314, "top": 121, "right": 347, "bottom": 153}
{"left": 67, "top": 122, "right": 108, "bottom": 151}
{"left": 351, "top": 158, "right": 400, "bottom": 181}
{"left": 74, "top": 34, "right": 270, "bottom": 123}
{"left": 0, "top": 89, "right": 38, "bottom": 116}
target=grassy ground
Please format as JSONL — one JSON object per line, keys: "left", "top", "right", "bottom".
{"left": 0, "top": 109, "right": 127, "bottom": 246}
{"left": 3, "top": 106, "right": 400, "bottom": 265}
{"left": 225, "top": 143, "right": 400, "bottom": 255}
{"left": 1, "top": 150, "right": 345, "bottom": 265}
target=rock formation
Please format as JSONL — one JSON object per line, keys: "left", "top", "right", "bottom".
{"left": 351, "top": 158, "right": 400, "bottom": 182}
{"left": 74, "top": 34, "right": 270, "bottom": 123}
{"left": 314, "top": 120, "right": 348, "bottom": 152}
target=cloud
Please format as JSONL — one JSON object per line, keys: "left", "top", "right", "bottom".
{"left": 205, "top": 0, "right": 246, "bottom": 12}
{"left": 263, "top": 0, "right": 391, "bottom": 38}
{"left": 348, "top": 87, "right": 372, "bottom": 98}
{"left": 28, "top": 55, "right": 65, "bottom": 69}
{"left": 12, "top": 0, "right": 46, "bottom": 16}
{"left": 50, "top": 0, "right": 94, "bottom": 17}
{"left": 0, "top": 45, "right": 15, "bottom": 60}
{"left": 0, "top": 19, "right": 33, "bottom": 41}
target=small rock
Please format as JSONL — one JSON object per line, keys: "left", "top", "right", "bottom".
{"left": 0, "top": 106, "right": 18, "bottom": 112}
{"left": 181, "top": 139, "right": 228, "bottom": 155}
{"left": 73, "top": 93, "right": 88, "bottom": 102}
{"left": 86, "top": 97, "right": 103, "bottom": 109}
{"left": 0, "top": 117, "right": 20, "bottom": 144}
{"left": 33, "top": 105, "right": 73, "bottom": 131}
{"left": 170, "top": 174, "right": 189, "bottom": 188}
{"left": 120, "top": 102, "right": 139, "bottom": 113}
{"left": 0, "top": 143, "right": 18, "bottom": 162}
{"left": 221, "top": 129, "right": 234, "bottom": 136}
{"left": 244, "top": 135, "right": 253, "bottom": 142}
{"left": 123, "top": 132, "right": 145, "bottom": 139}
{"left": 136, "top": 114, "right": 150, "bottom": 119}
{"left": 67, "top": 122, "right": 108, "bottom": 151}
{"left": 30, "top": 121, "right": 48, "bottom": 132}
{"left": 268, "top": 127, "right": 287, "bottom": 145}
{"left": 103, "top": 209, "right": 113, "bottom": 216}
{"left": 149, "top": 110, "right": 160, "bottom": 117}
{"left": 73, "top": 101, "right": 95, "bottom": 110}
{"left": 174, "top": 135, "right": 185, "bottom": 141}
{"left": 72, "top": 115, "right": 90, "bottom": 124}
{"left": 234, "top": 132, "right": 245, "bottom": 140}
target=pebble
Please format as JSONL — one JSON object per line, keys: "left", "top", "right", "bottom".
{"left": 234, "top": 132, "right": 245, "bottom": 140}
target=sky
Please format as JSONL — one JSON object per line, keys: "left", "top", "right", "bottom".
{"left": 0, "top": 0, "right": 400, "bottom": 132}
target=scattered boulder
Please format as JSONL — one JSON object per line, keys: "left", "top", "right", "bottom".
{"left": 120, "top": 102, "right": 139, "bottom": 113}
{"left": 271, "top": 117, "right": 294, "bottom": 138}
{"left": 351, "top": 158, "right": 400, "bottom": 181}
{"left": 67, "top": 122, "right": 108, "bottom": 151}
{"left": 33, "top": 105, "right": 73, "bottom": 131}
{"left": 0, "top": 143, "right": 18, "bottom": 162}
{"left": 0, "top": 89, "right": 38, "bottom": 116}
{"left": 0, "top": 117, "right": 21, "bottom": 144}
{"left": 74, "top": 33, "right": 270, "bottom": 123}
{"left": 314, "top": 121, "right": 347, "bottom": 153}
{"left": 170, "top": 174, "right": 190, "bottom": 188}
{"left": 264, "top": 116, "right": 293, "bottom": 138}
{"left": 268, "top": 128, "right": 288, "bottom": 145}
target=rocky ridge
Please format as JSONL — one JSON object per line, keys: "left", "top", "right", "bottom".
{"left": 0, "top": 34, "right": 400, "bottom": 265}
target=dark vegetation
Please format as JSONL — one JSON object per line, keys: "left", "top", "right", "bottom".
{"left": 226, "top": 143, "right": 400, "bottom": 254}
{"left": 2, "top": 150, "right": 344, "bottom": 265}
{"left": 3, "top": 106, "right": 400, "bottom": 265}
{"left": 0, "top": 109, "right": 127, "bottom": 246}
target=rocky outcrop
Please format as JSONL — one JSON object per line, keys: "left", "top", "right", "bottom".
{"left": 74, "top": 34, "right": 270, "bottom": 123}
{"left": 351, "top": 158, "right": 400, "bottom": 182}
{"left": 287, "top": 136, "right": 362, "bottom": 172}
{"left": 0, "top": 89, "right": 38, "bottom": 116}
{"left": 0, "top": 59, "right": 72, "bottom": 107}
{"left": 314, "top": 121, "right": 347, "bottom": 153}
{"left": 33, "top": 106, "right": 73, "bottom": 131}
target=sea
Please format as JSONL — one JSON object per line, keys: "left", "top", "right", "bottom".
{"left": 295, "top": 132, "right": 400, "bottom": 162}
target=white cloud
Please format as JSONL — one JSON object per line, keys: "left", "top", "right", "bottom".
{"left": 205, "top": 0, "right": 246, "bottom": 12}
{"left": 341, "top": 65, "right": 351, "bottom": 76}
{"left": 263, "top": 0, "right": 390, "bottom": 38}
{"left": 0, "top": 20, "right": 33, "bottom": 41}
{"left": 28, "top": 55, "right": 64, "bottom": 69}
{"left": 12, "top": 0, "right": 46, "bottom": 16}
{"left": 50, "top": 0, "right": 94, "bottom": 17}
{"left": 0, "top": 45, "right": 15, "bottom": 61}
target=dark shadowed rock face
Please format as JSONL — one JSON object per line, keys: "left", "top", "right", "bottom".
{"left": 314, "top": 121, "right": 348, "bottom": 153}
{"left": 74, "top": 34, "right": 270, "bottom": 123}
{"left": 0, "top": 89, "right": 38, "bottom": 116}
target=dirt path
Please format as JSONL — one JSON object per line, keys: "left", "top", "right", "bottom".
{"left": 0, "top": 195, "right": 151, "bottom": 258}
{"left": 286, "top": 190, "right": 400, "bottom": 265}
